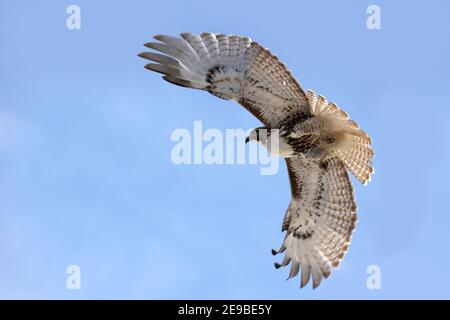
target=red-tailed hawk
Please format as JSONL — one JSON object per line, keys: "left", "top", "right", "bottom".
{"left": 139, "top": 33, "right": 374, "bottom": 288}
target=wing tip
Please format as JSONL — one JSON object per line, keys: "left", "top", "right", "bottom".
{"left": 180, "top": 32, "right": 195, "bottom": 40}
{"left": 143, "top": 42, "right": 157, "bottom": 49}
{"left": 153, "top": 34, "right": 166, "bottom": 41}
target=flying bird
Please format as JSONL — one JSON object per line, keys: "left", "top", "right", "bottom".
{"left": 138, "top": 32, "right": 374, "bottom": 289}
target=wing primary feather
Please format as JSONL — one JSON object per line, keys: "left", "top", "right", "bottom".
{"left": 300, "top": 265, "right": 311, "bottom": 288}
{"left": 138, "top": 52, "right": 180, "bottom": 67}
{"left": 287, "top": 261, "right": 300, "bottom": 280}
{"left": 144, "top": 63, "right": 181, "bottom": 77}
{"left": 271, "top": 244, "right": 286, "bottom": 256}
{"left": 141, "top": 32, "right": 311, "bottom": 127}
{"left": 274, "top": 255, "right": 291, "bottom": 269}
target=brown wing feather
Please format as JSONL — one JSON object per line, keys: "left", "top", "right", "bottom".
{"left": 139, "top": 32, "right": 310, "bottom": 127}
{"left": 276, "top": 156, "right": 357, "bottom": 288}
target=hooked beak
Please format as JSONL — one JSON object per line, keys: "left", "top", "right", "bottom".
{"left": 245, "top": 136, "right": 250, "bottom": 144}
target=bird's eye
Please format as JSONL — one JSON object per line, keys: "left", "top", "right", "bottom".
{"left": 325, "top": 137, "right": 335, "bottom": 144}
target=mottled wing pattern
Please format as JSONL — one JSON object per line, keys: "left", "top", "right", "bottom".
{"left": 138, "top": 32, "right": 310, "bottom": 127}
{"left": 274, "top": 156, "right": 357, "bottom": 288}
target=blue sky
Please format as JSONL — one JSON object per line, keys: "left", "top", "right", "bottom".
{"left": 1, "top": 0, "right": 450, "bottom": 299}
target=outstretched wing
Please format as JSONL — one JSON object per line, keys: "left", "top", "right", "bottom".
{"left": 274, "top": 156, "right": 357, "bottom": 289}
{"left": 138, "top": 32, "right": 310, "bottom": 127}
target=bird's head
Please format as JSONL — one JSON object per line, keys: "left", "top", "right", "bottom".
{"left": 246, "top": 127, "right": 268, "bottom": 144}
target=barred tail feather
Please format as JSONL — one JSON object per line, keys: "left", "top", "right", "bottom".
{"left": 306, "top": 90, "right": 374, "bottom": 185}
